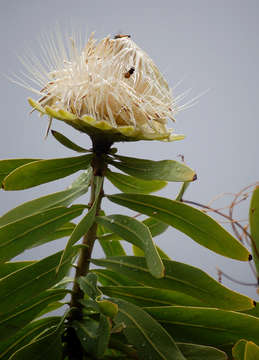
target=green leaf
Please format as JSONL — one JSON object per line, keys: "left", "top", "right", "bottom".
{"left": 109, "top": 154, "right": 196, "bottom": 182}
{"left": 146, "top": 306, "right": 259, "bottom": 347}
{"left": 57, "top": 176, "right": 103, "bottom": 273}
{"left": 0, "top": 168, "right": 92, "bottom": 227}
{"left": 96, "top": 215, "right": 164, "bottom": 278}
{"left": 0, "top": 289, "right": 67, "bottom": 341}
{"left": 0, "top": 247, "right": 78, "bottom": 313}
{"left": 0, "top": 205, "right": 84, "bottom": 263}
{"left": 98, "top": 216, "right": 168, "bottom": 243}
{"left": 51, "top": 130, "right": 90, "bottom": 153}
{"left": 93, "top": 269, "right": 139, "bottom": 286}
{"left": 0, "top": 317, "right": 60, "bottom": 360}
{"left": 0, "top": 261, "right": 35, "bottom": 279}
{"left": 249, "top": 186, "right": 259, "bottom": 274}
{"left": 0, "top": 159, "right": 39, "bottom": 183}
{"left": 27, "top": 222, "right": 76, "bottom": 249}
{"left": 177, "top": 343, "right": 227, "bottom": 360}
{"left": 108, "top": 193, "right": 250, "bottom": 261}
{"left": 96, "top": 314, "right": 111, "bottom": 358}
{"left": 97, "top": 300, "right": 118, "bottom": 318}
{"left": 73, "top": 315, "right": 111, "bottom": 357}
{"left": 78, "top": 273, "right": 102, "bottom": 300}
{"left": 143, "top": 217, "right": 169, "bottom": 237}
{"left": 111, "top": 298, "right": 186, "bottom": 360}
{"left": 2, "top": 154, "right": 92, "bottom": 190}
{"left": 99, "top": 237, "right": 126, "bottom": 256}
{"left": 9, "top": 325, "right": 63, "bottom": 360}
{"left": 133, "top": 244, "right": 171, "bottom": 260}
{"left": 92, "top": 256, "right": 254, "bottom": 311}
{"left": 106, "top": 169, "right": 167, "bottom": 194}
{"left": 101, "top": 286, "right": 205, "bottom": 307}
{"left": 232, "top": 339, "right": 259, "bottom": 360}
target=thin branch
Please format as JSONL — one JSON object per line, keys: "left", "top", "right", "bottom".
{"left": 216, "top": 268, "right": 258, "bottom": 287}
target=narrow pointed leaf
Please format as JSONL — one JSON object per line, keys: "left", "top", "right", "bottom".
{"left": 51, "top": 130, "right": 90, "bottom": 153}
{"left": 232, "top": 339, "right": 259, "bottom": 360}
{"left": 133, "top": 244, "right": 171, "bottom": 260}
{"left": 92, "top": 256, "right": 254, "bottom": 311}
{"left": 0, "top": 168, "right": 92, "bottom": 227}
{"left": 92, "top": 269, "right": 139, "bottom": 286}
{"left": 0, "top": 289, "right": 67, "bottom": 341}
{"left": 146, "top": 306, "right": 259, "bottom": 347}
{"left": 9, "top": 326, "right": 63, "bottom": 360}
{"left": 101, "top": 286, "right": 205, "bottom": 307}
{"left": 108, "top": 193, "right": 250, "bottom": 261}
{"left": 27, "top": 222, "right": 76, "bottom": 249}
{"left": 98, "top": 216, "right": 168, "bottom": 242}
{"left": 249, "top": 186, "right": 259, "bottom": 273}
{"left": 0, "top": 205, "right": 84, "bottom": 262}
{"left": 96, "top": 314, "right": 110, "bottom": 358}
{"left": 111, "top": 298, "right": 186, "bottom": 360}
{"left": 2, "top": 154, "right": 92, "bottom": 190}
{"left": 96, "top": 215, "right": 164, "bottom": 278}
{"left": 0, "top": 159, "right": 39, "bottom": 183}
{"left": 177, "top": 343, "right": 227, "bottom": 360}
{"left": 0, "top": 261, "right": 34, "bottom": 279}
{"left": 106, "top": 169, "right": 167, "bottom": 193}
{"left": 99, "top": 237, "right": 126, "bottom": 256}
{"left": 0, "top": 317, "right": 60, "bottom": 360}
{"left": 109, "top": 154, "right": 196, "bottom": 182}
{"left": 0, "top": 247, "right": 78, "bottom": 313}
{"left": 57, "top": 176, "right": 103, "bottom": 272}
{"left": 78, "top": 273, "right": 102, "bottom": 300}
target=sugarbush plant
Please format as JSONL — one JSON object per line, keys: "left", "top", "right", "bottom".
{"left": 0, "top": 32, "right": 259, "bottom": 360}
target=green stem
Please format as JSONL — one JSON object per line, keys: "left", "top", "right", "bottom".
{"left": 66, "top": 149, "right": 108, "bottom": 359}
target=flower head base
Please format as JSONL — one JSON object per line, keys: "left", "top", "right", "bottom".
{"left": 27, "top": 33, "right": 184, "bottom": 144}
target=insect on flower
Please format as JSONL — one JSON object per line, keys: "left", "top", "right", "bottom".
{"left": 124, "top": 66, "right": 135, "bottom": 79}
{"left": 19, "top": 31, "right": 185, "bottom": 144}
{"left": 114, "top": 34, "right": 131, "bottom": 39}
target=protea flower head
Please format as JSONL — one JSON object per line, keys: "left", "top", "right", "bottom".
{"left": 26, "top": 32, "right": 184, "bottom": 147}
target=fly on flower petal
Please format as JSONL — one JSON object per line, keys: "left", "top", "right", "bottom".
{"left": 23, "top": 32, "right": 184, "bottom": 143}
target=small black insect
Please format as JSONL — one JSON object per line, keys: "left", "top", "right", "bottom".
{"left": 124, "top": 67, "right": 135, "bottom": 78}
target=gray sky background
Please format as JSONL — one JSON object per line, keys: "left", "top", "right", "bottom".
{"left": 1, "top": 0, "right": 259, "bottom": 300}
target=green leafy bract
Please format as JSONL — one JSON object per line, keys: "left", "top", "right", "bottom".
{"left": 51, "top": 130, "right": 90, "bottom": 153}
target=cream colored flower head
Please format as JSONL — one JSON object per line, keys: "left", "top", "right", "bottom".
{"left": 27, "top": 32, "right": 184, "bottom": 143}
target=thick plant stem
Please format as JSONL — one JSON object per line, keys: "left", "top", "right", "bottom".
{"left": 70, "top": 153, "right": 106, "bottom": 318}
{"left": 65, "top": 151, "right": 108, "bottom": 360}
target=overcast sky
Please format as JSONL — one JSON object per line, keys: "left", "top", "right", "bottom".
{"left": 1, "top": 0, "right": 259, "bottom": 300}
